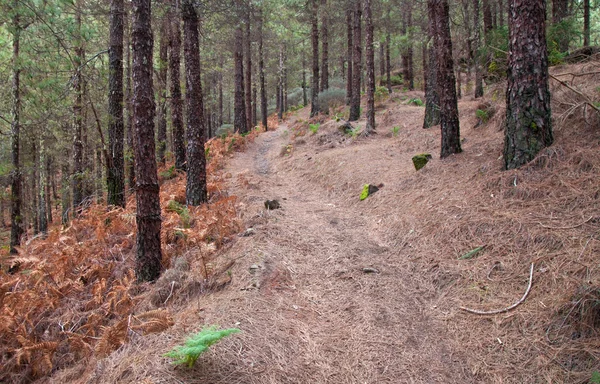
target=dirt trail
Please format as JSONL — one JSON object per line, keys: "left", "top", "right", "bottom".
{"left": 205, "top": 120, "right": 476, "bottom": 383}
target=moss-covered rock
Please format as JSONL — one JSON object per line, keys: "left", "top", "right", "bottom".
{"left": 412, "top": 153, "right": 432, "bottom": 171}
{"left": 360, "top": 184, "right": 380, "bottom": 201}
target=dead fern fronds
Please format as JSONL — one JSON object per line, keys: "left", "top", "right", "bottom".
{"left": 95, "top": 318, "right": 128, "bottom": 357}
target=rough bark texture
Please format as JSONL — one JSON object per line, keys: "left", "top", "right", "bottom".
{"left": 10, "top": 10, "right": 23, "bottom": 253}
{"left": 310, "top": 0, "right": 319, "bottom": 117}
{"left": 72, "top": 0, "right": 85, "bottom": 217}
{"left": 320, "top": 0, "right": 329, "bottom": 91}
{"left": 125, "top": 8, "right": 135, "bottom": 191}
{"left": 349, "top": 0, "right": 362, "bottom": 121}
{"left": 258, "top": 8, "right": 267, "bottom": 129}
{"left": 182, "top": 0, "right": 207, "bottom": 206}
{"left": 107, "top": 0, "right": 125, "bottom": 208}
{"left": 386, "top": 33, "right": 391, "bottom": 93}
{"left": 156, "top": 16, "right": 169, "bottom": 165}
{"left": 132, "top": 0, "right": 163, "bottom": 282}
{"left": 244, "top": 11, "right": 252, "bottom": 131}
{"left": 583, "top": 0, "right": 590, "bottom": 46}
{"left": 473, "top": 0, "right": 484, "bottom": 98}
{"left": 482, "top": 0, "right": 493, "bottom": 37}
{"left": 429, "top": 0, "right": 461, "bottom": 158}
{"left": 46, "top": 157, "right": 53, "bottom": 224}
{"left": 498, "top": 0, "right": 504, "bottom": 26}
{"left": 401, "top": 2, "right": 414, "bottom": 90}
{"left": 504, "top": 0, "right": 552, "bottom": 170}
{"left": 234, "top": 25, "right": 247, "bottom": 132}
{"left": 278, "top": 46, "right": 284, "bottom": 119}
{"left": 38, "top": 141, "right": 47, "bottom": 235}
{"left": 346, "top": 9, "right": 353, "bottom": 105}
{"left": 379, "top": 42, "right": 385, "bottom": 78}
{"left": 364, "top": 0, "right": 375, "bottom": 133}
{"left": 169, "top": 2, "right": 186, "bottom": 171}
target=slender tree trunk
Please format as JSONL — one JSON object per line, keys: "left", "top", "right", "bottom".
{"left": 504, "top": 0, "right": 552, "bottom": 169}
{"left": 61, "top": 148, "right": 70, "bottom": 226}
{"left": 278, "top": 46, "right": 284, "bottom": 119}
{"left": 386, "top": 33, "right": 391, "bottom": 93}
{"left": 320, "top": 0, "right": 329, "bottom": 91}
{"left": 583, "top": 0, "right": 590, "bottom": 46}
{"left": 429, "top": 0, "right": 461, "bottom": 158}
{"left": 219, "top": 56, "right": 224, "bottom": 127}
{"left": 482, "top": 0, "right": 493, "bottom": 38}
{"left": 498, "top": 0, "right": 504, "bottom": 26}
{"left": 302, "top": 50, "right": 308, "bottom": 107}
{"left": 132, "top": 0, "right": 162, "bottom": 282}
{"left": 96, "top": 148, "right": 103, "bottom": 203}
{"left": 38, "top": 140, "right": 47, "bottom": 236}
{"left": 283, "top": 49, "right": 288, "bottom": 112}
{"left": 364, "top": 0, "right": 375, "bottom": 133}
{"left": 349, "top": 0, "right": 362, "bottom": 121}
{"left": 9, "top": 8, "right": 23, "bottom": 253}
{"left": 402, "top": 2, "right": 414, "bottom": 90}
{"left": 252, "top": 83, "right": 257, "bottom": 127}
{"left": 423, "top": 36, "right": 440, "bottom": 128}
{"left": 72, "top": 0, "right": 85, "bottom": 216}
{"left": 107, "top": 0, "right": 125, "bottom": 208}
{"left": 32, "top": 140, "right": 39, "bottom": 235}
{"left": 125, "top": 6, "right": 135, "bottom": 191}
{"left": 474, "top": 0, "right": 484, "bottom": 98}
{"left": 234, "top": 25, "right": 247, "bottom": 132}
{"left": 552, "top": 0, "right": 569, "bottom": 52}
{"left": 244, "top": 10, "right": 252, "bottom": 132}
{"left": 379, "top": 42, "right": 385, "bottom": 79}
{"left": 182, "top": 0, "right": 208, "bottom": 205}
{"left": 258, "top": 8, "right": 267, "bottom": 129}
{"left": 170, "top": 1, "right": 186, "bottom": 170}
{"left": 156, "top": 16, "right": 169, "bottom": 165}
{"left": 310, "top": 0, "right": 320, "bottom": 117}
{"left": 346, "top": 9, "right": 353, "bottom": 105}
{"left": 46, "top": 157, "right": 53, "bottom": 224}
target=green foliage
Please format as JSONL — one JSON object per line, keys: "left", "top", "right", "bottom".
{"left": 374, "top": 86, "right": 389, "bottom": 104}
{"left": 389, "top": 74, "right": 403, "bottom": 86}
{"left": 391, "top": 126, "right": 400, "bottom": 137}
{"left": 333, "top": 113, "right": 343, "bottom": 122}
{"left": 286, "top": 87, "right": 304, "bottom": 108}
{"left": 160, "top": 165, "right": 178, "bottom": 180}
{"left": 360, "top": 184, "right": 370, "bottom": 201}
{"left": 547, "top": 40, "right": 567, "bottom": 66}
{"left": 591, "top": 372, "right": 600, "bottom": 384}
{"left": 166, "top": 200, "right": 191, "bottom": 228}
{"left": 458, "top": 246, "right": 485, "bottom": 260}
{"left": 318, "top": 87, "right": 346, "bottom": 114}
{"left": 164, "top": 326, "right": 241, "bottom": 368}
{"left": 216, "top": 124, "right": 234, "bottom": 139}
{"left": 482, "top": 26, "right": 509, "bottom": 82}
{"left": 408, "top": 97, "right": 424, "bottom": 106}
{"left": 309, "top": 123, "right": 320, "bottom": 134}
{"left": 476, "top": 109, "right": 490, "bottom": 123}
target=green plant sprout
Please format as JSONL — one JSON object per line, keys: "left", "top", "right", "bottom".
{"left": 309, "top": 123, "right": 320, "bottom": 134}
{"left": 164, "top": 326, "right": 241, "bottom": 368}
{"left": 392, "top": 126, "right": 400, "bottom": 136}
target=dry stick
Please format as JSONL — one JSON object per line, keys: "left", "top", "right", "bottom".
{"left": 537, "top": 215, "right": 594, "bottom": 230}
{"left": 460, "top": 263, "right": 534, "bottom": 315}
{"left": 549, "top": 74, "right": 600, "bottom": 113}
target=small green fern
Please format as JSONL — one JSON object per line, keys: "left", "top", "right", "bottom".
{"left": 164, "top": 326, "right": 241, "bottom": 367}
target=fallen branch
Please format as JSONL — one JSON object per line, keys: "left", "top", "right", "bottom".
{"left": 460, "top": 263, "right": 534, "bottom": 315}
{"left": 549, "top": 74, "right": 600, "bottom": 114}
{"left": 537, "top": 216, "right": 594, "bottom": 230}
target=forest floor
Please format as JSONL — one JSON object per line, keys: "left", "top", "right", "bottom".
{"left": 4, "top": 61, "right": 600, "bottom": 384}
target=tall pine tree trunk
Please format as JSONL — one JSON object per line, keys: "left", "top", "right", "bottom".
{"left": 349, "top": 0, "right": 362, "bottom": 121}
{"left": 132, "top": 0, "right": 162, "bottom": 282}
{"left": 107, "top": 0, "right": 125, "bottom": 208}
{"left": 9, "top": 5, "right": 23, "bottom": 253}
{"left": 72, "top": 0, "right": 85, "bottom": 216}
{"left": 583, "top": 0, "right": 590, "bottom": 46}
{"left": 310, "top": 0, "right": 320, "bottom": 117}
{"left": 244, "top": 10, "right": 252, "bottom": 131}
{"left": 38, "top": 139, "right": 47, "bottom": 236}
{"left": 234, "top": 25, "right": 247, "bottom": 132}
{"left": 364, "top": 0, "right": 375, "bottom": 133}
{"left": 474, "top": 0, "right": 484, "bottom": 98}
{"left": 552, "top": 0, "right": 569, "bottom": 52}
{"left": 345, "top": 9, "right": 353, "bottom": 105}
{"left": 182, "top": 0, "right": 207, "bottom": 205}
{"left": 170, "top": 1, "right": 186, "bottom": 170}
{"left": 125, "top": 6, "right": 135, "bottom": 191}
{"left": 429, "top": 0, "right": 461, "bottom": 158}
{"left": 386, "top": 32, "right": 391, "bottom": 93}
{"left": 320, "top": 0, "right": 329, "bottom": 91}
{"left": 156, "top": 16, "right": 169, "bottom": 165}
{"left": 504, "top": 0, "right": 552, "bottom": 169}
{"left": 423, "top": 36, "right": 440, "bottom": 128}
{"left": 258, "top": 8, "right": 267, "bottom": 129}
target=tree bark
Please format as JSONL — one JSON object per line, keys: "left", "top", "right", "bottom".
{"left": 310, "top": 0, "right": 320, "bottom": 117}
{"left": 320, "top": 0, "right": 329, "bottom": 91}
{"left": 349, "top": 0, "right": 362, "bottom": 121}
{"left": 583, "top": 0, "right": 590, "bottom": 46}
{"left": 132, "top": 0, "right": 163, "bottom": 282}
{"left": 9, "top": 5, "right": 23, "bottom": 253}
{"left": 258, "top": 7, "right": 267, "bottom": 129}
{"left": 278, "top": 45, "right": 284, "bottom": 119}
{"left": 219, "top": 56, "right": 224, "bottom": 127}
{"left": 156, "top": 16, "right": 169, "bottom": 165}
{"left": 46, "top": 156, "right": 53, "bottom": 224}
{"left": 169, "top": 0, "right": 186, "bottom": 171}
{"left": 72, "top": 0, "right": 85, "bottom": 217}
{"left": 498, "top": 0, "right": 504, "bottom": 26}
{"left": 429, "top": 0, "right": 461, "bottom": 158}
{"left": 379, "top": 42, "right": 385, "bottom": 79}
{"left": 482, "top": 0, "right": 493, "bottom": 38}
{"left": 244, "top": 8, "right": 252, "bottom": 131}
{"left": 38, "top": 140, "right": 47, "bottom": 236}
{"left": 234, "top": 25, "right": 247, "bottom": 132}
{"left": 473, "top": 0, "right": 484, "bottom": 98}
{"left": 125, "top": 6, "right": 135, "bottom": 191}
{"left": 504, "top": 0, "right": 552, "bottom": 170}
{"left": 552, "top": 0, "right": 569, "bottom": 52}
{"left": 423, "top": 38, "right": 440, "bottom": 128}
{"left": 107, "top": 0, "right": 125, "bottom": 208}
{"left": 345, "top": 9, "right": 353, "bottom": 105}
{"left": 386, "top": 32, "right": 391, "bottom": 93}
{"left": 364, "top": 0, "right": 375, "bottom": 133}
{"left": 182, "top": 0, "right": 208, "bottom": 206}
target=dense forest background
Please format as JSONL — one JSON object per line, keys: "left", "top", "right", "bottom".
{"left": 0, "top": 0, "right": 598, "bottom": 248}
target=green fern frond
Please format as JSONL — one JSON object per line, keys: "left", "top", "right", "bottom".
{"left": 164, "top": 326, "right": 240, "bottom": 367}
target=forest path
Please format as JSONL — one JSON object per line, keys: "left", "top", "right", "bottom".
{"left": 204, "top": 116, "right": 477, "bottom": 383}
